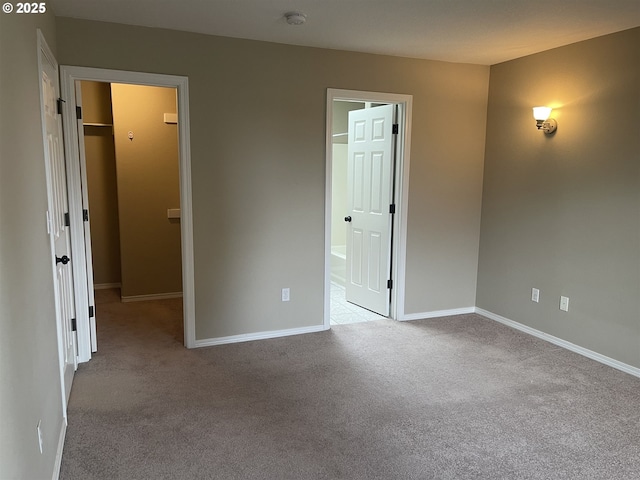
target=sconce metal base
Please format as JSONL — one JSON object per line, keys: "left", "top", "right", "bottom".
{"left": 538, "top": 118, "right": 557, "bottom": 134}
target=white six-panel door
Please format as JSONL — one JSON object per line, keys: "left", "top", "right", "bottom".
{"left": 38, "top": 34, "right": 77, "bottom": 407}
{"left": 345, "top": 104, "right": 395, "bottom": 316}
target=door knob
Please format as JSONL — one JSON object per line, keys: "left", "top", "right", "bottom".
{"left": 56, "top": 255, "right": 70, "bottom": 265}
{"left": 344, "top": 216, "right": 352, "bottom": 222}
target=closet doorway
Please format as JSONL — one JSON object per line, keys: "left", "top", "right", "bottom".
{"left": 80, "top": 80, "right": 183, "bottom": 339}
{"left": 81, "top": 81, "right": 183, "bottom": 300}
{"left": 61, "top": 67, "right": 196, "bottom": 361}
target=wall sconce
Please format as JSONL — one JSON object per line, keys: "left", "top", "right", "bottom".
{"left": 532, "top": 106, "right": 557, "bottom": 134}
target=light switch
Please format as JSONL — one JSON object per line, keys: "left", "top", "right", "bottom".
{"left": 531, "top": 288, "right": 540, "bottom": 303}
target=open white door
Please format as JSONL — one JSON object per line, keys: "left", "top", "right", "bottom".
{"left": 345, "top": 104, "right": 395, "bottom": 316}
{"left": 38, "top": 32, "right": 77, "bottom": 408}
{"left": 73, "top": 82, "right": 98, "bottom": 352}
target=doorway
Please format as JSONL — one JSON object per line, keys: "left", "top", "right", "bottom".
{"left": 60, "top": 67, "right": 196, "bottom": 361}
{"left": 324, "top": 89, "right": 413, "bottom": 328}
{"left": 80, "top": 81, "right": 182, "bottom": 299}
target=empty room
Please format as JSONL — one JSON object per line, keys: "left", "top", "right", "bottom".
{"left": 1, "top": 1, "right": 639, "bottom": 479}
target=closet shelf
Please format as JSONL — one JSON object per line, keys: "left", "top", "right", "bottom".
{"left": 83, "top": 122, "right": 113, "bottom": 127}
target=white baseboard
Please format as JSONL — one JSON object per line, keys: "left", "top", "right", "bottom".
{"left": 195, "top": 324, "right": 329, "bottom": 348}
{"left": 121, "top": 292, "right": 183, "bottom": 303}
{"left": 52, "top": 418, "right": 66, "bottom": 480}
{"left": 94, "top": 282, "right": 121, "bottom": 290}
{"left": 400, "top": 307, "right": 476, "bottom": 321}
{"left": 475, "top": 308, "right": 640, "bottom": 379}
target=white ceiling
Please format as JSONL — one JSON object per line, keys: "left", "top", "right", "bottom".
{"left": 50, "top": 0, "right": 640, "bottom": 65}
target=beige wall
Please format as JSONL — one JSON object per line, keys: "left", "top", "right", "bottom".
{"left": 55, "top": 17, "right": 489, "bottom": 339}
{"left": 477, "top": 28, "right": 640, "bottom": 368}
{"left": 81, "top": 80, "right": 122, "bottom": 286}
{"left": 81, "top": 79, "right": 113, "bottom": 124}
{"left": 110, "top": 83, "right": 182, "bottom": 298}
{"left": 0, "top": 10, "right": 66, "bottom": 480}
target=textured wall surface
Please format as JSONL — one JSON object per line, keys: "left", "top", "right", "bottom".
{"left": 56, "top": 17, "right": 489, "bottom": 339}
{"left": 0, "top": 10, "right": 66, "bottom": 480}
{"left": 477, "top": 28, "right": 640, "bottom": 368}
{"left": 110, "top": 83, "right": 181, "bottom": 298}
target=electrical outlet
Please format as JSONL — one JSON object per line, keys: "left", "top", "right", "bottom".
{"left": 560, "top": 296, "right": 569, "bottom": 312}
{"left": 281, "top": 288, "right": 290, "bottom": 302}
{"left": 531, "top": 288, "right": 540, "bottom": 303}
{"left": 36, "top": 421, "right": 43, "bottom": 454}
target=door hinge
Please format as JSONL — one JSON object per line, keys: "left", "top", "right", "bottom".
{"left": 83, "top": 209, "right": 89, "bottom": 222}
{"left": 56, "top": 98, "right": 65, "bottom": 115}
{"left": 64, "top": 212, "right": 70, "bottom": 227}
{"left": 89, "top": 306, "right": 95, "bottom": 318}
{"left": 389, "top": 204, "right": 396, "bottom": 214}
{"left": 76, "top": 106, "right": 82, "bottom": 120}
{"left": 387, "top": 279, "right": 393, "bottom": 289}
{"left": 71, "top": 318, "right": 77, "bottom": 332}
{"left": 392, "top": 124, "right": 399, "bottom": 135}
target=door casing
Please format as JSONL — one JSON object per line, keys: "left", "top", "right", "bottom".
{"left": 72, "top": 81, "right": 97, "bottom": 352}
{"left": 324, "top": 89, "right": 413, "bottom": 327}
{"left": 60, "top": 66, "right": 197, "bottom": 360}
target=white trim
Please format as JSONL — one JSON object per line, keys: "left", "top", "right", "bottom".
{"left": 60, "top": 66, "right": 197, "bottom": 356}
{"left": 476, "top": 308, "right": 640, "bottom": 379}
{"left": 195, "top": 324, "right": 329, "bottom": 348}
{"left": 94, "top": 282, "right": 122, "bottom": 290}
{"left": 121, "top": 292, "right": 183, "bottom": 303}
{"left": 52, "top": 418, "right": 66, "bottom": 480}
{"left": 59, "top": 77, "right": 91, "bottom": 363}
{"left": 399, "top": 307, "right": 476, "bottom": 321}
{"left": 324, "top": 89, "right": 413, "bottom": 329}
{"left": 72, "top": 82, "right": 98, "bottom": 353}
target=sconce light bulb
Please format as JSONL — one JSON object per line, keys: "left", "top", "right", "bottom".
{"left": 532, "top": 106, "right": 557, "bottom": 134}
{"left": 533, "top": 106, "right": 552, "bottom": 121}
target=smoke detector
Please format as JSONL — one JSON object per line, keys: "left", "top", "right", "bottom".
{"left": 285, "top": 12, "right": 307, "bottom": 25}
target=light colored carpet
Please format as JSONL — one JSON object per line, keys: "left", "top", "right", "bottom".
{"left": 60, "top": 289, "right": 640, "bottom": 479}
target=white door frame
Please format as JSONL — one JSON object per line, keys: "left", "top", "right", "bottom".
{"left": 60, "top": 66, "right": 197, "bottom": 360}
{"left": 324, "top": 89, "right": 413, "bottom": 328}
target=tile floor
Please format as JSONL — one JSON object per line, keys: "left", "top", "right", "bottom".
{"left": 330, "top": 282, "right": 386, "bottom": 325}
